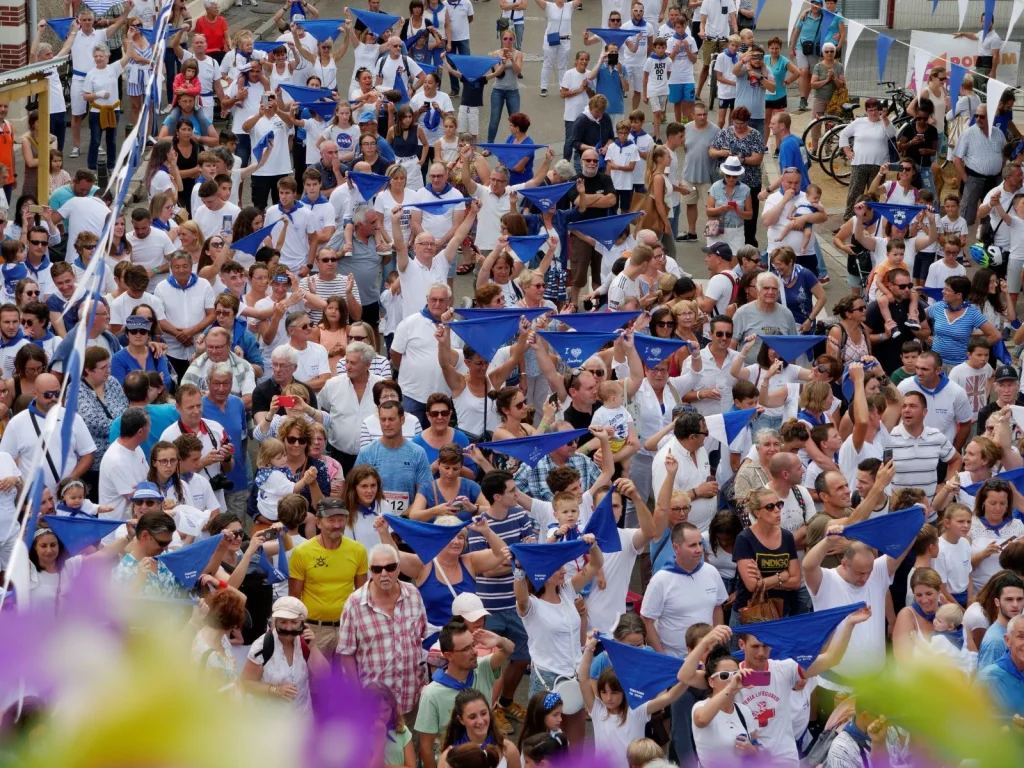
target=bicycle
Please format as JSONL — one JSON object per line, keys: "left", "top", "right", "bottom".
{"left": 802, "top": 81, "right": 914, "bottom": 163}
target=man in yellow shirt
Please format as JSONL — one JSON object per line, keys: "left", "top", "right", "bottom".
{"left": 288, "top": 498, "right": 369, "bottom": 656}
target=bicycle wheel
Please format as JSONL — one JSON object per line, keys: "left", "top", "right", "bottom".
{"left": 802, "top": 116, "right": 842, "bottom": 162}
{"left": 709, "top": 55, "right": 718, "bottom": 110}
{"left": 816, "top": 124, "right": 843, "bottom": 177}
{"left": 827, "top": 140, "right": 852, "bottom": 186}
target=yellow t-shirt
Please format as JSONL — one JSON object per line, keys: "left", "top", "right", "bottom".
{"left": 289, "top": 537, "right": 368, "bottom": 621}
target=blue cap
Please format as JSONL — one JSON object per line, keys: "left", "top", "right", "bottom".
{"left": 131, "top": 482, "right": 163, "bottom": 501}
{"left": 357, "top": 110, "right": 377, "bottom": 123}
{"left": 125, "top": 315, "right": 151, "bottom": 332}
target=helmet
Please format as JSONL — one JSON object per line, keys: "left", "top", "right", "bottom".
{"left": 969, "top": 242, "right": 1003, "bottom": 267}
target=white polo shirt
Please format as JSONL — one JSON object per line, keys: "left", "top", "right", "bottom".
{"left": 291, "top": 341, "right": 330, "bottom": 384}
{"left": 640, "top": 563, "right": 728, "bottom": 658}
{"left": 399, "top": 255, "right": 452, "bottom": 317}
{"left": 127, "top": 228, "right": 176, "bottom": 291}
{"left": 445, "top": 0, "right": 473, "bottom": 40}
{"left": 109, "top": 291, "right": 166, "bottom": 327}
{"left": 153, "top": 276, "right": 216, "bottom": 359}
{"left": 192, "top": 202, "right": 242, "bottom": 241}
{"left": 392, "top": 312, "right": 460, "bottom": 403}
{"left": 763, "top": 190, "right": 811, "bottom": 255}
{"left": 897, "top": 376, "right": 973, "bottom": 444}
{"left": 264, "top": 203, "right": 318, "bottom": 273}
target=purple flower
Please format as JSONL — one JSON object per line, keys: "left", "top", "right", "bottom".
{"left": 306, "top": 669, "right": 380, "bottom": 768}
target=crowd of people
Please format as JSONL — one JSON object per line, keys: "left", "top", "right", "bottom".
{"left": 1, "top": 0, "right": 1024, "bottom": 766}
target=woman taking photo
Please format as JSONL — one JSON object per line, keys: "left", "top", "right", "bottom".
{"left": 409, "top": 444, "right": 486, "bottom": 519}
{"left": 411, "top": 396, "right": 475, "bottom": 475}
{"left": 807, "top": 42, "right": 844, "bottom": 155}
{"left": 311, "top": 295, "right": 349, "bottom": 374}
{"left": 242, "top": 595, "right": 330, "bottom": 714}
{"left": 928, "top": 275, "right": 1001, "bottom": 368}
{"left": 709, "top": 107, "right": 764, "bottom": 247}
{"left": 705, "top": 155, "right": 751, "bottom": 256}
{"left": 110, "top": 312, "right": 174, "bottom": 391}
{"left": 971, "top": 479, "right": 1024, "bottom": 593}
{"left": 891, "top": 566, "right": 941, "bottom": 663}
{"left": 732, "top": 487, "right": 801, "bottom": 626}
{"left": 487, "top": 36, "right": 524, "bottom": 145}
{"left": 691, "top": 647, "right": 760, "bottom": 764}
{"left": 438, "top": 690, "right": 522, "bottom": 768}
{"left": 763, "top": 37, "right": 801, "bottom": 154}
{"left": 78, "top": 347, "right": 129, "bottom": 493}
{"left": 514, "top": 534, "right": 602, "bottom": 748}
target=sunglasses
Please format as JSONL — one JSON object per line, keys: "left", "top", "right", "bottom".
{"left": 852, "top": 304, "right": 866, "bottom": 311}
{"left": 369, "top": 562, "right": 399, "bottom": 574}
{"left": 711, "top": 670, "right": 737, "bottom": 682}
{"left": 292, "top": 323, "right": 311, "bottom": 331}
{"left": 23, "top": 290, "right": 39, "bottom": 296}
{"left": 80, "top": 244, "right": 96, "bottom": 251}
{"left": 348, "top": 334, "right": 368, "bottom": 341}
{"left": 151, "top": 536, "right": 173, "bottom": 549}
{"left": 713, "top": 330, "right": 733, "bottom": 339}
{"left": 29, "top": 240, "right": 48, "bottom": 246}
{"left": 893, "top": 282, "right": 913, "bottom": 289}
{"left": 656, "top": 321, "right": 676, "bottom": 328}
{"left": 761, "top": 501, "right": 785, "bottom": 512}
{"left": 127, "top": 328, "right": 150, "bottom": 335}
{"left": 286, "top": 436, "right": 309, "bottom": 445}
{"left": 225, "top": 529, "right": 244, "bottom": 538}
{"left": 429, "top": 409, "right": 451, "bottom": 418}
{"left": 512, "top": 400, "right": 527, "bottom": 409}
{"left": 320, "top": 256, "right": 338, "bottom": 263}
{"left": 210, "top": 240, "right": 225, "bottom": 247}
{"left": 585, "top": 368, "right": 607, "bottom": 377}
{"left": 40, "top": 389, "right": 60, "bottom": 399}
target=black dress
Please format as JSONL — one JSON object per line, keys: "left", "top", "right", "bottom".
{"left": 176, "top": 138, "right": 201, "bottom": 215}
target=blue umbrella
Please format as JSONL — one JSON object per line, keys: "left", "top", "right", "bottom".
{"left": 476, "top": 428, "right": 592, "bottom": 468}
{"left": 535, "top": 330, "right": 619, "bottom": 367}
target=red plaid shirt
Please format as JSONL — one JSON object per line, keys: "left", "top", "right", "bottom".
{"left": 337, "top": 581, "right": 427, "bottom": 713}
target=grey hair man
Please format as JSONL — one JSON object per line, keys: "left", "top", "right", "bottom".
{"left": 181, "top": 327, "right": 256, "bottom": 409}
{"left": 339, "top": 203, "right": 386, "bottom": 328}
{"left": 320, "top": 340, "right": 383, "bottom": 471}
{"left": 252, "top": 343, "right": 317, "bottom": 422}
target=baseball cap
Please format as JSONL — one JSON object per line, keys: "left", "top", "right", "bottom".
{"left": 357, "top": 110, "right": 377, "bottom": 124}
{"left": 452, "top": 593, "right": 490, "bottom": 622}
{"left": 131, "top": 481, "right": 163, "bottom": 501}
{"left": 271, "top": 596, "right": 308, "bottom": 620}
{"left": 317, "top": 498, "right": 350, "bottom": 517}
{"left": 701, "top": 241, "right": 734, "bottom": 260}
{"left": 995, "top": 365, "right": 1018, "bottom": 382}
{"left": 125, "top": 314, "right": 151, "bottom": 332}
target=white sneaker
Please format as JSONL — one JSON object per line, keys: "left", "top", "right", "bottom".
{"left": 160, "top": 105, "right": 172, "bottom": 115}
{"left": 69, "top": 146, "right": 80, "bottom": 158}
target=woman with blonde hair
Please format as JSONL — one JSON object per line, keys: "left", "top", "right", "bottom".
{"left": 640, "top": 145, "right": 674, "bottom": 258}
{"left": 175, "top": 220, "right": 204, "bottom": 265}
{"left": 934, "top": 435, "right": 1003, "bottom": 514}
{"left": 891, "top": 566, "right": 942, "bottom": 662}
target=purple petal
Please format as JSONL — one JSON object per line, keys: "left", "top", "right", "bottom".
{"left": 307, "top": 669, "right": 380, "bottom": 768}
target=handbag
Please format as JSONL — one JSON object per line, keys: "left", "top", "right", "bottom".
{"left": 630, "top": 193, "right": 662, "bottom": 231}
{"left": 946, "top": 113, "right": 970, "bottom": 150}
{"left": 738, "top": 578, "right": 784, "bottom": 624}
{"left": 825, "top": 79, "right": 848, "bottom": 117}
{"left": 704, "top": 218, "right": 724, "bottom": 238}
{"left": 552, "top": 673, "right": 585, "bottom": 714}
{"left": 546, "top": 6, "right": 565, "bottom": 47}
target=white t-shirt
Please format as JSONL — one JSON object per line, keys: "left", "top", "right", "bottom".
{"left": 251, "top": 114, "right": 293, "bottom": 177}
{"left": 935, "top": 535, "right": 972, "bottom": 596}
{"left": 809, "top": 556, "right": 892, "bottom": 687}
{"left": 392, "top": 313, "right": 458, "bottom": 403}
{"left": 58, "top": 196, "right": 111, "bottom": 265}
{"left": 226, "top": 79, "right": 267, "bottom": 135}
{"left": 620, "top": 20, "right": 654, "bottom": 67}
{"left": 705, "top": 271, "right": 737, "bottom": 316}
{"left": 714, "top": 52, "right": 738, "bottom": 100}
{"left": 83, "top": 62, "right": 123, "bottom": 110}
{"left": 152, "top": 276, "right": 216, "bottom": 359}
{"left": 763, "top": 191, "right": 811, "bottom": 255}
{"left": 736, "top": 658, "right": 802, "bottom": 765}
{"left": 376, "top": 53, "right": 424, "bottom": 92}
{"left": 608, "top": 272, "right": 641, "bottom": 310}
{"left": 0, "top": 452, "right": 20, "bottom": 534}
{"left": 0, "top": 407, "right": 97, "bottom": 492}
{"left": 640, "top": 565, "right": 727, "bottom": 658}
{"left": 643, "top": 55, "right": 672, "bottom": 96}
{"left": 585, "top": 528, "right": 645, "bottom": 634}
{"left": 127, "top": 229, "right": 176, "bottom": 290}
{"left": 948, "top": 361, "right": 993, "bottom": 420}
{"left": 691, "top": 699, "right": 757, "bottom": 764}
{"left": 98, "top": 441, "right": 150, "bottom": 522}
{"left": 591, "top": 697, "right": 652, "bottom": 768}
{"left": 263, "top": 204, "right": 318, "bottom": 273}
{"left": 519, "top": 582, "right": 582, "bottom": 677}
{"left": 606, "top": 141, "right": 639, "bottom": 192}
{"left": 560, "top": 68, "right": 591, "bottom": 121}
{"left": 896, "top": 376, "right": 973, "bottom": 444}
{"left": 668, "top": 35, "right": 698, "bottom": 84}
{"left": 837, "top": 427, "right": 888, "bottom": 490}
{"left": 292, "top": 341, "right": 331, "bottom": 383}
{"left": 924, "top": 259, "right": 967, "bottom": 289}
{"left": 408, "top": 91, "right": 455, "bottom": 145}
{"left": 192, "top": 202, "right": 242, "bottom": 241}
{"left": 399, "top": 255, "right": 452, "bottom": 317}
{"left": 1005, "top": 213, "right": 1024, "bottom": 262}
{"left": 544, "top": 0, "right": 574, "bottom": 40}
{"left": 446, "top": 0, "right": 474, "bottom": 40}
{"left": 110, "top": 291, "right": 166, "bottom": 327}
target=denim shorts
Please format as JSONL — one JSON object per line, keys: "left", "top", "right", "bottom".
{"left": 529, "top": 664, "right": 578, "bottom": 698}
{"left": 484, "top": 609, "right": 531, "bottom": 662}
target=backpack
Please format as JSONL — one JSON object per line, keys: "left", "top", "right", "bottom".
{"left": 377, "top": 53, "right": 415, "bottom": 93}
{"left": 719, "top": 270, "right": 739, "bottom": 305}
{"left": 253, "top": 631, "right": 311, "bottom": 665}
{"left": 811, "top": 320, "right": 844, "bottom": 362}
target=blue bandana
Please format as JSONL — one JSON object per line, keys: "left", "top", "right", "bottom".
{"left": 981, "top": 516, "right": 1012, "bottom": 535}
{"left": 420, "top": 306, "right": 442, "bottom": 324}
{"left": 278, "top": 200, "right": 305, "bottom": 222}
{"left": 614, "top": 138, "right": 634, "bottom": 148}
{"left": 630, "top": 129, "right": 647, "bottom": 140}
{"left": 431, "top": 668, "right": 475, "bottom": 690}
{"left": 911, "top": 602, "right": 936, "bottom": 622}
{"left": 935, "top": 627, "right": 964, "bottom": 649}
{"left": 26, "top": 255, "right": 51, "bottom": 279}
{"left": 152, "top": 219, "right": 171, "bottom": 231}
{"left": 725, "top": 49, "right": 739, "bottom": 63}
{"left": 423, "top": 104, "right": 441, "bottom": 131}
{"left": 167, "top": 273, "right": 199, "bottom": 291}
{"left": 797, "top": 408, "right": 826, "bottom": 427}
{"left": 426, "top": 182, "right": 454, "bottom": 199}
{"left": 663, "top": 557, "right": 704, "bottom": 576}
{"left": 0, "top": 329, "right": 26, "bottom": 349}
{"left": 913, "top": 373, "right": 950, "bottom": 397}
{"left": 844, "top": 720, "right": 872, "bottom": 746}
{"left": 359, "top": 503, "right": 379, "bottom": 517}
{"left": 28, "top": 401, "right": 49, "bottom": 420}
{"left": 300, "top": 194, "right": 329, "bottom": 206}
{"left": 56, "top": 501, "right": 95, "bottom": 519}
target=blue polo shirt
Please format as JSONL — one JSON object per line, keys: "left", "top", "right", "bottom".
{"left": 109, "top": 403, "right": 179, "bottom": 459}
{"left": 778, "top": 133, "right": 811, "bottom": 191}
{"left": 203, "top": 394, "right": 248, "bottom": 492}
{"left": 979, "top": 653, "right": 1024, "bottom": 717}
{"left": 595, "top": 63, "right": 627, "bottom": 117}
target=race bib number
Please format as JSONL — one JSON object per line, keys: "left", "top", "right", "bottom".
{"left": 384, "top": 490, "right": 410, "bottom": 516}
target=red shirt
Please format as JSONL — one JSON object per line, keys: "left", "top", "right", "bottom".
{"left": 0, "top": 121, "right": 15, "bottom": 186}
{"left": 194, "top": 15, "right": 229, "bottom": 53}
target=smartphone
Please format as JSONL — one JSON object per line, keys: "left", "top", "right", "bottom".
{"left": 261, "top": 92, "right": 271, "bottom": 109}
{"left": 449, "top": 499, "right": 466, "bottom": 511}
{"left": 547, "top": 392, "right": 560, "bottom": 407}
{"left": 744, "top": 670, "right": 771, "bottom": 686}
{"left": 222, "top": 214, "right": 233, "bottom": 233}
{"left": 28, "top": 205, "right": 44, "bottom": 215}
{"left": 278, "top": 395, "right": 298, "bottom": 408}
{"left": 882, "top": 448, "right": 893, "bottom": 464}
{"left": 1001, "top": 536, "right": 1018, "bottom": 550}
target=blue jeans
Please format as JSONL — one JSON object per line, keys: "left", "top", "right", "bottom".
{"left": 749, "top": 118, "right": 765, "bottom": 137}
{"left": 235, "top": 133, "right": 252, "bottom": 167}
{"left": 448, "top": 39, "right": 470, "bottom": 94}
{"left": 918, "top": 164, "right": 936, "bottom": 196}
{"left": 87, "top": 111, "right": 119, "bottom": 170}
{"left": 814, "top": 236, "right": 828, "bottom": 278}
{"left": 487, "top": 89, "right": 521, "bottom": 143}
{"left": 513, "top": 22, "right": 524, "bottom": 50}
{"left": 670, "top": 205, "right": 680, "bottom": 239}
{"left": 51, "top": 111, "right": 67, "bottom": 152}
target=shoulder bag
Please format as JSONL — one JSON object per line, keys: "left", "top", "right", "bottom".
{"left": 738, "top": 577, "right": 784, "bottom": 624}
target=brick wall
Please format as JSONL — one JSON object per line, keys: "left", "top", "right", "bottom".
{"left": 0, "top": 0, "right": 27, "bottom": 71}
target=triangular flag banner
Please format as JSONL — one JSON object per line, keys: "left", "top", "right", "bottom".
{"left": 59, "top": 344, "right": 84, "bottom": 471}
{"left": 256, "top": 545, "right": 287, "bottom": 585}
{"left": 866, "top": 202, "right": 927, "bottom": 229}
{"left": 139, "top": 26, "right": 184, "bottom": 46}
{"left": 877, "top": 34, "right": 895, "bottom": 80}
{"left": 279, "top": 83, "right": 335, "bottom": 102}
{"left": 632, "top": 333, "right": 689, "bottom": 367}
{"left": 962, "top": 466, "right": 1024, "bottom": 497}
{"left": 23, "top": 467, "right": 46, "bottom": 544}
{"left": 230, "top": 223, "right": 277, "bottom": 256}
{"left": 296, "top": 19, "right": 345, "bottom": 42}
{"left": 46, "top": 18, "right": 75, "bottom": 40}
{"left": 1009, "top": 0, "right": 1024, "bottom": 41}
{"left": 787, "top": 0, "right": 804, "bottom": 45}
{"left": 932, "top": 0, "right": 939, "bottom": 13}
{"left": 836, "top": 505, "right": 925, "bottom": 557}
{"left": 844, "top": 20, "right": 863, "bottom": 71}
{"left": 298, "top": 101, "right": 339, "bottom": 120}
{"left": 447, "top": 55, "right": 501, "bottom": 82}
{"left": 705, "top": 408, "right": 758, "bottom": 447}
{"left": 155, "top": 533, "right": 224, "bottom": 590}
{"left": 754, "top": 0, "right": 768, "bottom": 21}
{"left": 957, "top": 0, "right": 969, "bottom": 29}
{"left": 738, "top": 602, "right": 867, "bottom": 666}
{"left": 456, "top": 306, "right": 553, "bottom": 322}
{"left": 404, "top": 28, "right": 428, "bottom": 50}
{"left": 569, "top": 211, "right": 641, "bottom": 249}
{"left": 510, "top": 540, "right": 591, "bottom": 588}
{"left": 349, "top": 8, "right": 402, "bottom": 37}
{"left": 40, "top": 515, "right": 123, "bottom": 556}
{"left": 419, "top": 62, "right": 440, "bottom": 75}
{"left": 984, "top": 0, "right": 996, "bottom": 34}
{"left": 840, "top": 360, "right": 879, "bottom": 402}
{"left": 289, "top": 0, "right": 305, "bottom": 19}
{"left": 446, "top": 315, "right": 524, "bottom": 362}
{"left": 384, "top": 514, "right": 471, "bottom": 563}
{"left": 948, "top": 63, "right": 968, "bottom": 111}
{"left": 550, "top": 310, "right": 641, "bottom": 334}
{"left": 517, "top": 181, "right": 576, "bottom": 213}
{"left": 919, "top": 286, "right": 944, "bottom": 302}
{"left": 913, "top": 47, "right": 930, "bottom": 92}
{"left": 986, "top": 77, "right": 1011, "bottom": 138}
{"left": 535, "top": 330, "right": 619, "bottom": 367}
{"left": 348, "top": 170, "right": 391, "bottom": 201}
{"left": 252, "top": 40, "right": 288, "bottom": 54}
{"left": 505, "top": 235, "right": 549, "bottom": 263}
{"left": 597, "top": 635, "right": 682, "bottom": 708}
{"left": 403, "top": 197, "right": 475, "bottom": 213}
{"left": 393, "top": 67, "right": 411, "bottom": 105}
{"left": 277, "top": 530, "right": 290, "bottom": 581}
{"left": 474, "top": 142, "right": 546, "bottom": 170}
{"left": 758, "top": 335, "right": 827, "bottom": 364}
{"left": 582, "top": 491, "right": 622, "bottom": 553}
{"left": 252, "top": 131, "right": 274, "bottom": 163}
{"left": 993, "top": 340, "right": 1015, "bottom": 367}
{"left": 586, "top": 27, "right": 636, "bottom": 48}
{"left": 818, "top": 10, "right": 836, "bottom": 50}
{"left": 476, "top": 428, "right": 592, "bottom": 468}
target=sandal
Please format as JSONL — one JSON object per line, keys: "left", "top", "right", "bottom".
{"left": 456, "top": 264, "right": 474, "bottom": 275}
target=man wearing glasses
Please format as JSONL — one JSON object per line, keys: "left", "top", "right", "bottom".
{"left": 0, "top": 372, "right": 96, "bottom": 493}
{"left": 951, "top": 104, "right": 1007, "bottom": 226}
{"left": 864, "top": 267, "right": 930, "bottom": 375}
{"left": 23, "top": 226, "right": 58, "bottom": 300}
{"left": 300, "top": 248, "right": 362, "bottom": 325}
{"left": 565, "top": 148, "right": 617, "bottom": 306}
{"left": 112, "top": 506, "right": 204, "bottom": 599}
{"left": 98, "top": 406, "right": 152, "bottom": 524}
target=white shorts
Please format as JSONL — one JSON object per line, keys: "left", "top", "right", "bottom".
{"left": 648, "top": 94, "right": 667, "bottom": 113}
{"left": 458, "top": 105, "right": 480, "bottom": 135}
{"left": 625, "top": 62, "right": 644, "bottom": 92}
{"left": 71, "top": 77, "right": 88, "bottom": 117}
{"left": 1008, "top": 258, "right": 1024, "bottom": 294}
{"left": 795, "top": 49, "right": 820, "bottom": 71}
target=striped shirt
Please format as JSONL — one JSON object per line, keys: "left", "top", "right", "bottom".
{"left": 299, "top": 274, "right": 360, "bottom": 324}
{"left": 925, "top": 302, "right": 988, "bottom": 366}
{"left": 887, "top": 423, "right": 956, "bottom": 500}
{"left": 467, "top": 507, "right": 534, "bottom": 612}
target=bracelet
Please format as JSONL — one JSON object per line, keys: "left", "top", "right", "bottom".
{"left": 217, "top": 579, "right": 227, "bottom": 590}
{"left": 696, "top": 391, "right": 702, "bottom": 401}
{"left": 513, "top": 567, "right": 527, "bottom": 581}
{"left": 269, "top": 685, "right": 277, "bottom": 695}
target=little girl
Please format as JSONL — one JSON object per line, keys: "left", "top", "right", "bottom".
{"left": 254, "top": 438, "right": 319, "bottom": 525}
{"left": 580, "top": 631, "right": 686, "bottom": 768}
{"left": 517, "top": 690, "right": 565, "bottom": 750}
{"left": 434, "top": 115, "right": 460, "bottom": 175}
{"left": 365, "top": 682, "right": 416, "bottom": 768}
{"left": 324, "top": 102, "right": 360, "bottom": 164}
{"left": 55, "top": 478, "right": 114, "bottom": 518}
{"left": 48, "top": 150, "right": 71, "bottom": 194}
{"left": 938, "top": 502, "right": 974, "bottom": 608}
{"left": 171, "top": 57, "right": 202, "bottom": 108}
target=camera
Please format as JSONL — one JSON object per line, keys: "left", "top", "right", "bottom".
{"left": 209, "top": 473, "right": 234, "bottom": 492}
